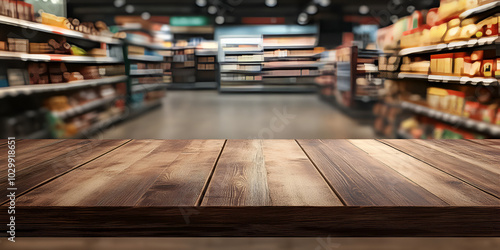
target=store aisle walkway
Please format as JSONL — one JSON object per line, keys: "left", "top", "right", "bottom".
{"left": 97, "top": 91, "right": 377, "bottom": 139}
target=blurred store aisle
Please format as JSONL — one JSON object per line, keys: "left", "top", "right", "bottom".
{"left": 96, "top": 91, "right": 377, "bottom": 139}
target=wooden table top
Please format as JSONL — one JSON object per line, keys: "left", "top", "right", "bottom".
{"left": 1, "top": 139, "right": 499, "bottom": 236}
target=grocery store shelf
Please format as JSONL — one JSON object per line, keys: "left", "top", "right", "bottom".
{"left": 0, "top": 51, "right": 123, "bottom": 63}
{"left": 126, "top": 40, "right": 171, "bottom": 50}
{"left": 399, "top": 36, "right": 499, "bottom": 56}
{"left": 130, "top": 69, "right": 164, "bottom": 76}
{"left": 398, "top": 72, "right": 499, "bottom": 86}
{"left": 263, "top": 74, "right": 320, "bottom": 78}
{"left": 221, "top": 61, "right": 263, "bottom": 64}
{"left": 401, "top": 101, "right": 500, "bottom": 137}
{"left": 166, "top": 82, "right": 218, "bottom": 90}
{"left": 128, "top": 55, "right": 164, "bottom": 62}
{"left": 70, "top": 113, "right": 125, "bottom": 139}
{"left": 396, "top": 129, "right": 414, "bottom": 139}
{"left": 0, "top": 15, "right": 121, "bottom": 44}
{"left": 263, "top": 45, "right": 316, "bottom": 50}
{"left": 262, "top": 62, "right": 321, "bottom": 69}
{"left": 264, "top": 55, "right": 321, "bottom": 61}
{"left": 0, "top": 75, "right": 127, "bottom": 98}
{"left": 220, "top": 80, "right": 262, "bottom": 83}
{"left": 460, "top": 1, "right": 500, "bottom": 19}
{"left": 51, "top": 97, "right": 118, "bottom": 120}
{"left": 219, "top": 85, "right": 317, "bottom": 93}
{"left": 224, "top": 50, "right": 263, "bottom": 55}
{"left": 131, "top": 83, "right": 167, "bottom": 93}
{"left": 129, "top": 100, "right": 163, "bottom": 117}
{"left": 195, "top": 50, "right": 218, "bottom": 56}
{"left": 220, "top": 70, "right": 262, "bottom": 74}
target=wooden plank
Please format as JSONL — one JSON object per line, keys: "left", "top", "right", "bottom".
{"left": 297, "top": 139, "right": 447, "bottom": 206}
{"left": 1, "top": 140, "right": 129, "bottom": 204}
{"left": 136, "top": 140, "right": 225, "bottom": 206}
{"left": 17, "top": 140, "right": 225, "bottom": 206}
{"left": 202, "top": 140, "right": 342, "bottom": 206}
{"left": 0, "top": 139, "right": 63, "bottom": 173}
{"left": 350, "top": 140, "right": 500, "bottom": 206}
{"left": 470, "top": 139, "right": 500, "bottom": 150}
{"left": 7, "top": 206, "right": 500, "bottom": 236}
{"left": 411, "top": 140, "right": 500, "bottom": 176}
{"left": 381, "top": 139, "right": 500, "bottom": 198}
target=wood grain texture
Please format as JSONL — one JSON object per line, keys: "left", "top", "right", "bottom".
{"left": 2, "top": 139, "right": 500, "bottom": 237}
{"left": 16, "top": 140, "right": 225, "bottom": 207}
{"left": 202, "top": 140, "right": 342, "bottom": 206}
{"left": 349, "top": 140, "right": 500, "bottom": 206}
{"left": 0, "top": 139, "right": 63, "bottom": 174}
{"left": 380, "top": 139, "right": 500, "bottom": 198}
{"left": 1, "top": 140, "right": 129, "bottom": 204}
{"left": 297, "top": 139, "right": 447, "bottom": 206}
{"left": 136, "top": 140, "right": 225, "bottom": 206}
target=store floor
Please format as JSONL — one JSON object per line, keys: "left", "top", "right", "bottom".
{"left": 97, "top": 91, "right": 377, "bottom": 139}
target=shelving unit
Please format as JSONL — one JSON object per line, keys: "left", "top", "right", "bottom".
{"left": 0, "top": 14, "right": 129, "bottom": 139}
{"left": 399, "top": 36, "right": 499, "bottom": 56}
{"left": 398, "top": 73, "right": 499, "bottom": 86}
{"left": 168, "top": 45, "right": 197, "bottom": 88}
{"left": 0, "top": 75, "right": 127, "bottom": 98}
{"left": 320, "top": 46, "right": 383, "bottom": 116}
{"left": 123, "top": 40, "right": 168, "bottom": 114}
{"left": 0, "top": 51, "right": 123, "bottom": 63}
{"left": 401, "top": 101, "right": 500, "bottom": 137}
{"left": 260, "top": 35, "right": 321, "bottom": 93}
{"left": 0, "top": 15, "right": 121, "bottom": 45}
{"left": 219, "top": 36, "right": 264, "bottom": 92}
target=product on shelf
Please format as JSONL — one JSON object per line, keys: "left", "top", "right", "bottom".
{"left": 424, "top": 50, "right": 498, "bottom": 77}
{"left": 381, "top": 0, "right": 500, "bottom": 50}
{"left": 0, "top": 0, "right": 35, "bottom": 21}
{"left": 399, "top": 115, "right": 488, "bottom": 139}
{"left": 7, "top": 68, "right": 28, "bottom": 86}
{"left": 427, "top": 87, "right": 465, "bottom": 115}
{"left": 8, "top": 38, "right": 28, "bottom": 52}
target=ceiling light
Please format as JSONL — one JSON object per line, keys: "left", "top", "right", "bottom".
{"left": 125, "top": 5, "right": 134, "bottom": 13}
{"left": 196, "top": 0, "right": 207, "bottom": 7}
{"left": 298, "top": 12, "right": 308, "bottom": 25}
{"left": 390, "top": 15, "right": 399, "bottom": 23}
{"left": 215, "top": 16, "right": 225, "bottom": 25}
{"left": 265, "top": 0, "right": 277, "bottom": 7}
{"left": 208, "top": 5, "right": 218, "bottom": 15}
{"left": 314, "top": 0, "right": 330, "bottom": 7}
{"left": 407, "top": 5, "right": 415, "bottom": 13}
{"left": 141, "top": 12, "right": 151, "bottom": 20}
{"left": 306, "top": 5, "right": 317, "bottom": 15}
{"left": 114, "top": 0, "right": 125, "bottom": 8}
{"left": 359, "top": 5, "right": 369, "bottom": 15}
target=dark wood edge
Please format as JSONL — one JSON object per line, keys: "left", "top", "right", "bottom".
{"left": 3, "top": 206, "right": 499, "bottom": 237}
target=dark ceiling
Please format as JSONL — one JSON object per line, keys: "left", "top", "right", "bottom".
{"left": 67, "top": 0, "right": 439, "bottom": 25}
{"left": 66, "top": 0, "right": 439, "bottom": 47}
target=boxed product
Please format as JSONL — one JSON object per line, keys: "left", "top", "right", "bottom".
{"left": 430, "top": 53, "right": 454, "bottom": 75}
{"left": 427, "top": 87, "right": 465, "bottom": 115}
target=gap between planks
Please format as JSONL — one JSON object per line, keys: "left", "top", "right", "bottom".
{"left": 195, "top": 140, "right": 227, "bottom": 206}
{"left": 0, "top": 139, "right": 133, "bottom": 206}
{"left": 294, "top": 139, "right": 348, "bottom": 206}
{"left": 375, "top": 139, "right": 500, "bottom": 201}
